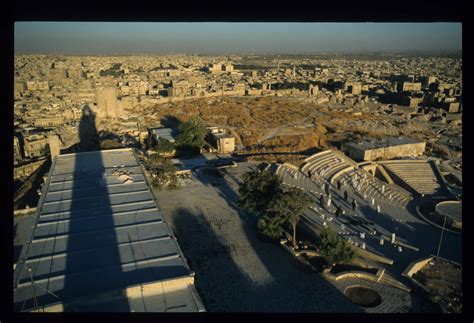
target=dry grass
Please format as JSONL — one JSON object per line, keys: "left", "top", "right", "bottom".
{"left": 145, "top": 96, "right": 434, "bottom": 155}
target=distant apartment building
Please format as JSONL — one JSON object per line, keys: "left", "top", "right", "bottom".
{"left": 127, "top": 81, "right": 149, "bottom": 95}
{"left": 95, "top": 87, "right": 123, "bottom": 119}
{"left": 14, "top": 136, "right": 22, "bottom": 165}
{"left": 24, "top": 137, "right": 50, "bottom": 158}
{"left": 443, "top": 102, "right": 461, "bottom": 113}
{"left": 347, "top": 82, "right": 362, "bottom": 95}
{"left": 66, "top": 69, "right": 85, "bottom": 79}
{"left": 207, "top": 63, "right": 224, "bottom": 74}
{"left": 418, "top": 75, "right": 437, "bottom": 88}
{"left": 35, "top": 117, "right": 65, "bottom": 128}
{"left": 214, "top": 133, "right": 235, "bottom": 154}
{"left": 222, "top": 64, "right": 234, "bottom": 72}
{"left": 402, "top": 95, "right": 424, "bottom": 108}
{"left": 14, "top": 81, "right": 27, "bottom": 97}
{"left": 207, "top": 127, "right": 235, "bottom": 154}
{"left": 309, "top": 84, "right": 319, "bottom": 96}
{"left": 167, "top": 80, "right": 189, "bottom": 97}
{"left": 399, "top": 82, "right": 422, "bottom": 92}
{"left": 26, "top": 81, "right": 49, "bottom": 91}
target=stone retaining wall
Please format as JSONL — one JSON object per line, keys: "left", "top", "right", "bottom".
{"left": 14, "top": 207, "right": 37, "bottom": 217}
{"left": 402, "top": 256, "right": 433, "bottom": 278}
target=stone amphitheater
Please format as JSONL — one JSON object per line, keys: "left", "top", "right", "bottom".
{"left": 270, "top": 149, "right": 461, "bottom": 311}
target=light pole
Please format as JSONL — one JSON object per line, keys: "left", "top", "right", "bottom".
{"left": 436, "top": 215, "right": 447, "bottom": 258}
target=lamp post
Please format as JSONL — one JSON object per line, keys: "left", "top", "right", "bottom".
{"left": 436, "top": 215, "right": 447, "bottom": 258}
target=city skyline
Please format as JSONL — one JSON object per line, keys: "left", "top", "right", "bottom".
{"left": 15, "top": 22, "right": 462, "bottom": 55}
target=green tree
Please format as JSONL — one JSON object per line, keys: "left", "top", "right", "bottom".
{"left": 257, "top": 214, "right": 287, "bottom": 240}
{"left": 266, "top": 188, "right": 312, "bottom": 248}
{"left": 144, "top": 136, "right": 152, "bottom": 150}
{"left": 154, "top": 138, "right": 175, "bottom": 154}
{"left": 177, "top": 116, "right": 206, "bottom": 151}
{"left": 238, "top": 169, "right": 282, "bottom": 215}
{"left": 145, "top": 155, "right": 179, "bottom": 190}
{"left": 318, "top": 227, "right": 356, "bottom": 269}
{"left": 238, "top": 170, "right": 311, "bottom": 245}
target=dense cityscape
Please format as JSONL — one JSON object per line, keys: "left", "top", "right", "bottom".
{"left": 13, "top": 23, "right": 462, "bottom": 314}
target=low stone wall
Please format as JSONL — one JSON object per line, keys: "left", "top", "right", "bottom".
{"left": 402, "top": 256, "right": 433, "bottom": 278}
{"left": 326, "top": 268, "right": 385, "bottom": 283}
{"left": 329, "top": 165, "right": 355, "bottom": 184}
{"left": 350, "top": 245, "right": 394, "bottom": 265}
{"left": 14, "top": 159, "right": 47, "bottom": 179}
{"left": 280, "top": 236, "right": 409, "bottom": 292}
{"left": 31, "top": 303, "right": 64, "bottom": 312}
{"left": 325, "top": 267, "right": 411, "bottom": 292}
{"left": 30, "top": 276, "right": 205, "bottom": 312}
{"left": 405, "top": 257, "right": 460, "bottom": 313}
{"left": 375, "top": 165, "right": 394, "bottom": 184}
{"left": 126, "top": 276, "right": 195, "bottom": 298}
{"left": 282, "top": 162, "right": 299, "bottom": 171}
{"left": 363, "top": 142, "right": 426, "bottom": 161}
{"left": 295, "top": 250, "right": 320, "bottom": 257}
{"left": 14, "top": 207, "right": 37, "bottom": 217}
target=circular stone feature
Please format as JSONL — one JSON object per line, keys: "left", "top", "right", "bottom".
{"left": 435, "top": 201, "right": 462, "bottom": 228}
{"left": 344, "top": 285, "right": 382, "bottom": 308}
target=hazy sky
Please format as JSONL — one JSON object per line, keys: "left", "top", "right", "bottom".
{"left": 14, "top": 22, "right": 462, "bottom": 54}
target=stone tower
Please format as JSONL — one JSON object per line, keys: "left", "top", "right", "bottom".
{"left": 96, "top": 87, "right": 119, "bottom": 119}
{"left": 48, "top": 135, "right": 61, "bottom": 161}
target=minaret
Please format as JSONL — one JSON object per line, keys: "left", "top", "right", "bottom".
{"left": 293, "top": 65, "right": 296, "bottom": 78}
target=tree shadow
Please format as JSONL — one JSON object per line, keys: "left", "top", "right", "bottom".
{"left": 170, "top": 206, "right": 363, "bottom": 312}
{"left": 160, "top": 115, "right": 181, "bottom": 128}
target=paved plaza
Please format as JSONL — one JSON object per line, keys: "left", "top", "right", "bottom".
{"left": 154, "top": 162, "right": 365, "bottom": 312}
{"left": 151, "top": 158, "right": 456, "bottom": 312}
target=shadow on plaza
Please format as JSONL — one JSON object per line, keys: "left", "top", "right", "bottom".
{"left": 160, "top": 114, "right": 181, "bottom": 128}
{"left": 179, "top": 165, "right": 363, "bottom": 312}
{"left": 358, "top": 202, "right": 461, "bottom": 274}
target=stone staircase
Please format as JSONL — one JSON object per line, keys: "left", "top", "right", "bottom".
{"left": 381, "top": 160, "right": 445, "bottom": 196}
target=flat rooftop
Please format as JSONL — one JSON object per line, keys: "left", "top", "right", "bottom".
{"left": 345, "top": 136, "right": 424, "bottom": 151}
{"left": 150, "top": 127, "right": 178, "bottom": 143}
{"left": 13, "top": 148, "right": 204, "bottom": 312}
{"left": 212, "top": 131, "right": 233, "bottom": 138}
